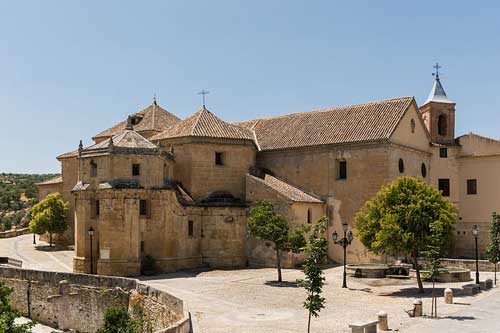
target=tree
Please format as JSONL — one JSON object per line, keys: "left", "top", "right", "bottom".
{"left": 248, "top": 201, "right": 305, "bottom": 282}
{"left": 487, "top": 212, "right": 500, "bottom": 285}
{"left": 297, "top": 217, "right": 328, "bottom": 333}
{"left": 355, "top": 177, "right": 456, "bottom": 293}
{"left": 97, "top": 307, "right": 139, "bottom": 333}
{"left": 421, "top": 236, "right": 446, "bottom": 318}
{"left": 0, "top": 282, "right": 34, "bottom": 333}
{"left": 29, "top": 192, "right": 68, "bottom": 247}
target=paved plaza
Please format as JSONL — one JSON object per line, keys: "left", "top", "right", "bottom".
{"left": 1, "top": 235, "right": 499, "bottom": 332}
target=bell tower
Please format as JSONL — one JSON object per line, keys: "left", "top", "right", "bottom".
{"left": 419, "top": 63, "right": 456, "bottom": 144}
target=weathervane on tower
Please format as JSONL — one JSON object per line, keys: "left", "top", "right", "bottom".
{"left": 197, "top": 89, "right": 210, "bottom": 108}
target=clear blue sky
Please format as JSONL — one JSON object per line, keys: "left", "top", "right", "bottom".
{"left": 1, "top": 1, "right": 499, "bottom": 173}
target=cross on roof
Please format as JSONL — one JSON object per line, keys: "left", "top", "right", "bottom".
{"left": 197, "top": 89, "right": 210, "bottom": 108}
{"left": 432, "top": 62, "right": 442, "bottom": 79}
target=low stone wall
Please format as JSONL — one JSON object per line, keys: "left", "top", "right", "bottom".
{"left": 0, "top": 266, "right": 190, "bottom": 333}
{"left": 0, "top": 227, "right": 31, "bottom": 238}
{"left": 440, "top": 258, "right": 497, "bottom": 272}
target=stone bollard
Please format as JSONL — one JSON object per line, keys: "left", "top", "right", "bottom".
{"left": 378, "top": 310, "right": 389, "bottom": 331}
{"left": 444, "top": 288, "right": 453, "bottom": 304}
{"left": 413, "top": 299, "right": 423, "bottom": 317}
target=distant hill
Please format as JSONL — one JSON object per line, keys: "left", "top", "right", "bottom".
{"left": 0, "top": 173, "right": 60, "bottom": 231}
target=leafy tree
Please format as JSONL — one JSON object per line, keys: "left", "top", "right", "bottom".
{"left": 29, "top": 192, "right": 68, "bottom": 247}
{"left": 487, "top": 212, "right": 500, "bottom": 285}
{"left": 421, "top": 236, "right": 446, "bottom": 318}
{"left": 297, "top": 217, "right": 328, "bottom": 333}
{"left": 97, "top": 307, "right": 139, "bottom": 333}
{"left": 0, "top": 282, "right": 34, "bottom": 333}
{"left": 355, "top": 177, "right": 456, "bottom": 293}
{"left": 248, "top": 201, "right": 305, "bottom": 282}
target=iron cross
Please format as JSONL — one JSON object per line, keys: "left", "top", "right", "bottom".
{"left": 197, "top": 89, "right": 210, "bottom": 108}
{"left": 432, "top": 62, "right": 442, "bottom": 78}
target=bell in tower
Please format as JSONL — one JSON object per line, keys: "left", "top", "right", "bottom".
{"left": 419, "top": 63, "right": 456, "bottom": 144}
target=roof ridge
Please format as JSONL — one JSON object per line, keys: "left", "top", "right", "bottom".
{"left": 238, "top": 96, "right": 414, "bottom": 124}
{"left": 458, "top": 132, "right": 500, "bottom": 143}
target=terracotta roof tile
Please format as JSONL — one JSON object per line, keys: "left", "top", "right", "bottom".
{"left": 151, "top": 107, "right": 254, "bottom": 141}
{"left": 92, "top": 102, "right": 180, "bottom": 140}
{"left": 35, "top": 175, "right": 63, "bottom": 186}
{"left": 82, "top": 129, "right": 159, "bottom": 157}
{"left": 57, "top": 150, "right": 78, "bottom": 159}
{"left": 238, "top": 97, "right": 414, "bottom": 151}
{"left": 247, "top": 174, "right": 323, "bottom": 203}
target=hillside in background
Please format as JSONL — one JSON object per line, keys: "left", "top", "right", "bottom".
{"left": 0, "top": 173, "right": 60, "bottom": 231}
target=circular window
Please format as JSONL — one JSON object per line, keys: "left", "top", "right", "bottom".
{"left": 421, "top": 163, "right": 427, "bottom": 178}
{"left": 398, "top": 158, "right": 404, "bottom": 173}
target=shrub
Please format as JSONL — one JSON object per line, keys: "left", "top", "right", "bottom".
{"left": 97, "top": 307, "right": 139, "bottom": 333}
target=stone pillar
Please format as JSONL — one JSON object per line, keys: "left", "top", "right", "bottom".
{"left": 378, "top": 310, "right": 388, "bottom": 331}
{"left": 444, "top": 288, "right": 453, "bottom": 304}
{"left": 413, "top": 299, "right": 423, "bottom": 317}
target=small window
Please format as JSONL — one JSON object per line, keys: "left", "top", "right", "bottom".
{"left": 91, "top": 199, "right": 100, "bottom": 218}
{"left": 307, "top": 209, "right": 312, "bottom": 224}
{"left": 139, "top": 199, "right": 149, "bottom": 216}
{"left": 421, "top": 163, "right": 427, "bottom": 178}
{"left": 438, "top": 179, "right": 450, "bottom": 197}
{"left": 438, "top": 114, "right": 447, "bottom": 136}
{"left": 467, "top": 179, "right": 477, "bottom": 195}
{"left": 440, "top": 148, "right": 448, "bottom": 158}
{"left": 188, "top": 220, "right": 194, "bottom": 238}
{"left": 398, "top": 158, "right": 405, "bottom": 173}
{"left": 338, "top": 160, "right": 347, "bottom": 180}
{"left": 90, "top": 161, "right": 98, "bottom": 177}
{"left": 215, "top": 152, "right": 224, "bottom": 165}
{"left": 140, "top": 241, "right": 145, "bottom": 253}
{"left": 411, "top": 119, "right": 416, "bottom": 133}
{"left": 95, "top": 200, "right": 100, "bottom": 216}
{"left": 132, "top": 164, "right": 140, "bottom": 176}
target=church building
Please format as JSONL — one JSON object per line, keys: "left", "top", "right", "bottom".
{"left": 37, "top": 72, "right": 500, "bottom": 276}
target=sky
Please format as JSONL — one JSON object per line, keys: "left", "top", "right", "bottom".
{"left": 0, "top": 1, "right": 499, "bottom": 173}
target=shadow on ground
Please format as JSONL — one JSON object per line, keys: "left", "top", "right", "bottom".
{"left": 379, "top": 287, "right": 463, "bottom": 298}
{"left": 264, "top": 280, "right": 299, "bottom": 288}
{"left": 34, "top": 245, "right": 72, "bottom": 252}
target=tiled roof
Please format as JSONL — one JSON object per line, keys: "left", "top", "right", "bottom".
{"left": 35, "top": 175, "right": 63, "bottom": 186}
{"left": 81, "top": 129, "right": 159, "bottom": 157}
{"left": 92, "top": 101, "right": 180, "bottom": 140}
{"left": 247, "top": 174, "right": 323, "bottom": 203}
{"left": 57, "top": 150, "right": 79, "bottom": 159}
{"left": 151, "top": 107, "right": 254, "bottom": 141}
{"left": 238, "top": 97, "right": 414, "bottom": 151}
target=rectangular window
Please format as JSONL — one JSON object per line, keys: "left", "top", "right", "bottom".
{"left": 140, "top": 241, "right": 145, "bottom": 253}
{"left": 188, "top": 220, "right": 194, "bottom": 238}
{"left": 132, "top": 164, "right": 140, "bottom": 176}
{"left": 139, "top": 199, "right": 149, "bottom": 217}
{"left": 95, "top": 200, "right": 100, "bottom": 216}
{"left": 438, "top": 179, "right": 450, "bottom": 197}
{"left": 467, "top": 179, "right": 477, "bottom": 195}
{"left": 440, "top": 148, "right": 448, "bottom": 158}
{"left": 91, "top": 163, "right": 98, "bottom": 177}
{"left": 338, "top": 160, "right": 347, "bottom": 180}
{"left": 215, "top": 152, "right": 223, "bottom": 165}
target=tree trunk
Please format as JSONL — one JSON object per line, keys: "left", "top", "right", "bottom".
{"left": 432, "top": 279, "right": 436, "bottom": 317}
{"left": 49, "top": 233, "right": 52, "bottom": 247}
{"left": 413, "top": 254, "right": 424, "bottom": 293}
{"left": 275, "top": 246, "right": 282, "bottom": 282}
{"left": 307, "top": 309, "right": 312, "bottom": 333}
{"left": 495, "top": 263, "right": 497, "bottom": 286}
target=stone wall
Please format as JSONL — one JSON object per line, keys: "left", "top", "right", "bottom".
{"left": 0, "top": 227, "right": 31, "bottom": 239}
{"left": 440, "top": 258, "right": 497, "bottom": 272}
{"left": 0, "top": 266, "right": 189, "bottom": 333}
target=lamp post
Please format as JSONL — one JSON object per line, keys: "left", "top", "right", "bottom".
{"left": 472, "top": 224, "right": 480, "bottom": 285}
{"left": 332, "top": 221, "right": 354, "bottom": 288}
{"left": 88, "top": 226, "right": 95, "bottom": 274}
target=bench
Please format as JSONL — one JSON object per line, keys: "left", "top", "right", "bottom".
{"left": 462, "top": 283, "right": 480, "bottom": 295}
{"left": 349, "top": 320, "right": 379, "bottom": 333}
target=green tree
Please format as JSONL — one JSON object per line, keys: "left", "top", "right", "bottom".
{"left": 97, "top": 307, "right": 139, "bottom": 333}
{"left": 29, "top": 192, "right": 68, "bottom": 247}
{"left": 248, "top": 201, "right": 305, "bottom": 282}
{"left": 0, "top": 282, "right": 34, "bottom": 333}
{"left": 355, "top": 177, "right": 456, "bottom": 293}
{"left": 421, "top": 235, "right": 446, "bottom": 318}
{"left": 297, "top": 217, "right": 328, "bottom": 333}
{"left": 487, "top": 212, "right": 500, "bottom": 285}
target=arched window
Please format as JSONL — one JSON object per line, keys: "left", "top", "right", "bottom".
{"left": 421, "top": 163, "right": 427, "bottom": 178}
{"left": 398, "top": 158, "right": 405, "bottom": 173}
{"left": 307, "top": 209, "right": 312, "bottom": 224}
{"left": 411, "top": 119, "right": 416, "bottom": 133}
{"left": 438, "top": 114, "right": 447, "bottom": 136}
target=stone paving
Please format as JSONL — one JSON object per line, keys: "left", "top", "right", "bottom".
{"left": 1, "top": 235, "right": 499, "bottom": 332}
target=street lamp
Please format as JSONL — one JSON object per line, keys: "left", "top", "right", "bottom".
{"left": 472, "top": 224, "right": 480, "bottom": 285}
{"left": 333, "top": 221, "right": 354, "bottom": 288}
{"left": 88, "top": 226, "right": 95, "bottom": 274}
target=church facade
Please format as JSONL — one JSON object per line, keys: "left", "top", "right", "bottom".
{"left": 37, "top": 74, "right": 500, "bottom": 276}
